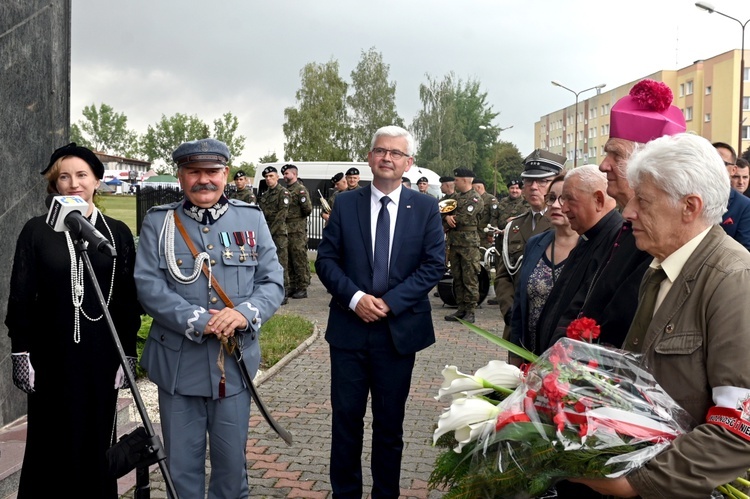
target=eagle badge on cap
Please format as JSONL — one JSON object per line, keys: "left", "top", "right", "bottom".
{"left": 200, "top": 141, "right": 210, "bottom": 152}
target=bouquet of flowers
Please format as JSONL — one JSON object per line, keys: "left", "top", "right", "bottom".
{"left": 430, "top": 318, "right": 695, "bottom": 498}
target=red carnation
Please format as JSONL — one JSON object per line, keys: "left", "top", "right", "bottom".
{"left": 566, "top": 317, "right": 601, "bottom": 343}
{"left": 629, "top": 79, "right": 673, "bottom": 112}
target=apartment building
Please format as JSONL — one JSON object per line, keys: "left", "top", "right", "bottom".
{"left": 535, "top": 49, "right": 749, "bottom": 166}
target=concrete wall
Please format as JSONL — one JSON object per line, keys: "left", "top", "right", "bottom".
{"left": 0, "top": 0, "right": 70, "bottom": 425}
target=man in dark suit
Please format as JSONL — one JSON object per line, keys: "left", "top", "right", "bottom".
{"left": 315, "top": 125, "right": 445, "bottom": 498}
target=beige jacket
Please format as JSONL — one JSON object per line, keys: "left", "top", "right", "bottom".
{"left": 626, "top": 226, "right": 750, "bottom": 498}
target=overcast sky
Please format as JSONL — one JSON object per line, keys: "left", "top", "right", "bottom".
{"left": 71, "top": 0, "right": 750, "bottom": 165}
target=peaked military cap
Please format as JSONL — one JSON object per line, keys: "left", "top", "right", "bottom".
{"left": 417, "top": 176, "right": 429, "bottom": 184}
{"left": 346, "top": 167, "right": 360, "bottom": 176}
{"left": 280, "top": 163, "right": 297, "bottom": 174}
{"left": 521, "top": 149, "right": 565, "bottom": 179}
{"left": 439, "top": 176, "right": 455, "bottom": 183}
{"left": 173, "top": 138, "right": 230, "bottom": 167}
{"left": 331, "top": 172, "right": 344, "bottom": 184}
{"left": 262, "top": 166, "right": 278, "bottom": 176}
{"left": 42, "top": 142, "right": 105, "bottom": 179}
{"left": 233, "top": 171, "right": 247, "bottom": 180}
{"left": 453, "top": 167, "right": 476, "bottom": 178}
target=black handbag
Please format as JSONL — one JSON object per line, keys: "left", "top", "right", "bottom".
{"left": 105, "top": 426, "right": 166, "bottom": 478}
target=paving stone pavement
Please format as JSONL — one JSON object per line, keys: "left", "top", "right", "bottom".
{"left": 123, "top": 270, "right": 506, "bottom": 498}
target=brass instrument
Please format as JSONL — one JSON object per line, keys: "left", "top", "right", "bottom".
{"left": 318, "top": 189, "right": 332, "bottom": 214}
{"left": 438, "top": 198, "right": 457, "bottom": 214}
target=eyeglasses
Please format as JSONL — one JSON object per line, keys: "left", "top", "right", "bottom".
{"left": 372, "top": 147, "right": 409, "bottom": 160}
{"left": 545, "top": 193, "right": 564, "bottom": 206}
{"left": 526, "top": 178, "right": 551, "bottom": 187}
{"left": 724, "top": 161, "right": 736, "bottom": 167}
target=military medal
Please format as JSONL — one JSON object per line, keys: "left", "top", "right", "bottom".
{"left": 234, "top": 231, "right": 248, "bottom": 262}
{"left": 220, "top": 232, "right": 233, "bottom": 259}
{"left": 247, "top": 231, "right": 257, "bottom": 260}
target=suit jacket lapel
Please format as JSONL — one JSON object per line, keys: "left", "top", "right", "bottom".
{"left": 358, "top": 186, "right": 374, "bottom": 269}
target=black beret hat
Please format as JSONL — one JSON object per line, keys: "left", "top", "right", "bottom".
{"left": 346, "top": 167, "right": 360, "bottom": 176}
{"left": 453, "top": 167, "right": 476, "bottom": 178}
{"left": 233, "top": 171, "right": 247, "bottom": 180}
{"left": 262, "top": 166, "right": 278, "bottom": 176}
{"left": 472, "top": 178, "right": 485, "bottom": 185}
{"left": 401, "top": 176, "right": 411, "bottom": 183}
{"left": 417, "top": 177, "right": 429, "bottom": 184}
{"left": 439, "top": 176, "right": 455, "bottom": 183}
{"left": 521, "top": 149, "right": 565, "bottom": 179}
{"left": 280, "top": 163, "right": 297, "bottom": 174}
{"left": 172, "top": 138, "right": 230, "bottom": 167}
{"left": 331, "top": 172, "right": 344, "bottom": 183}
{"left": 507, "top": 179, "right": 523, "bottom": 188}
{"left": 42, "top": 142, "right": 104, "bottom": 179}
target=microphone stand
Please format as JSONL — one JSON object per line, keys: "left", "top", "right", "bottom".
{"left": 74, "top": 238, "right": 179, "bottom": 499}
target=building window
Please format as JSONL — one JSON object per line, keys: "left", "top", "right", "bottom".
{"left": 679, "top": 84, "right": 684, "bottom": 97}
{"left": 684, "top": 107, "right": 693, "bottom": 121}
{"left": 686, "top": 81, "right": 693, "bottom": 95}
{"left": 604, "top": 103, "right": 610, "bottom": 114}
{"left": 743, "top": 126, "right": 750, "bottom": 140}
{"left": 602, "top": 124, "right": 610, "bottom": 135}
{"left": 706, "top": 86, "right": 712, "bottom": 95}
{"left": 745, "top": 67, "right": 750, "bottom": 81}
{"left": 705, "top": 113, "right": 711, "bottom": 122}
{"left": 744, "top": 97, "right": 750, "bottom": 111}
{"left": 590, "top": 146, "right": 597, "bottom": 158}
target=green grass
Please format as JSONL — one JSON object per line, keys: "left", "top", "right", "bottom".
{"left": 135, "top": 313, "right": 314, "bottom": 377}
{"left": 98, "top": 194, "right": 137, "bottom": 235}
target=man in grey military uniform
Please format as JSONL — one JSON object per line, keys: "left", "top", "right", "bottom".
{"left": 494, "top": 150, "right": 565, "bottom": 337}
{"left": 444, "top": 168, "right": 483, "bottom": 323}
{"left": 259, "top": 166, "right": 291, "bottom": 302}
{"left": 281, "top": 163, "right": 313, "bottom": 299}
{"left": 134, "top": 138, "right": 284, "bottom": 499}
{"left": 229, "top": 170, "right": 256, "bottom": 203}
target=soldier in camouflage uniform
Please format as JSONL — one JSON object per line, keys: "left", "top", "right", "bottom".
{"left": 282, "top": 164, "right": 313, "bottom": 299}
{"left": 444, "top": 168, "right": 483, "bottom": 323}
{"left": 228, "top": 170, "right": 256, "bottom": 203}
{"left": 439, "top": 175, "right": 457, "bottom": 265}
{"left": 259, "top": 166, "right": 291, "bottom": 303}
{"left": 471, "top": 178, "right": 499, "bottom": 247}
{"left": 321, "top": 172, "right": 347, "bottom": 227}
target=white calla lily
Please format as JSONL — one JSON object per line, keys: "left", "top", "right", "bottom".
{"left": 436, "top": 360, "right": 522, "bottom": 400}
{"left": 454, "top": 419, "right": 497, "bottom": 453}
{"left": 433, "top": 397, "right": 501, "bottom": 449}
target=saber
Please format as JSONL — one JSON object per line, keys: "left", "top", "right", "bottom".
{"left": 232, "top": 344, "right": 294, "bottom": 446}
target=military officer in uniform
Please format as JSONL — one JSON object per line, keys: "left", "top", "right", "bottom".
{"left": 259, "top": 166, "right": 291, "bottom": 303}
{"left": 444, "top": 168, "right": 484, "bottom": 323}
{"left": 494, "top": 150, "right": 565, "bottom": 337}
{"left": 281, "top": 164, "right": 313, "bottom": 299}
{"left": 345, "top": 167, "right": 361, "bottom": 190}
{"left": 229, "top": 170, "right": 256, "bottom": 204}
{"left": 472, "top": 178, "right": 499, "bottom": 246}
{"left": 134, "top": 138, "right": 284, "bottom": 499}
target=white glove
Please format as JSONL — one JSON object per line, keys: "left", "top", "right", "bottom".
{"left": 114, "top": 356, "right": 137, "bottom": 390}
{"left": 11, "top": 352, "right": 35, "bottom": 393}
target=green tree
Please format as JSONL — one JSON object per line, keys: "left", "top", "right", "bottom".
{"left": 347, "top": 47, "right": 403, "bottom": 161}
{"left": 283, "top": 60, "right": 351, "bottom": 161}
{"left": 141, "top": 113, "right": 210, "bottom": 173}
{"left": 213, "top": 112, "right": 246, "bottom": 164}
{"left": 490, "top": 142, "right": 524, "bottom": 196}
{"left": 259, "top": 152, "right": 278, "bottom": 164}
{"left": 71, "top": 103, "right": 139, "bottom": 157}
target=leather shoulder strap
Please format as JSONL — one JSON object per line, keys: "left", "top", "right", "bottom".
{"left": 173, "top": 212, "right": 235, "bottom": 308}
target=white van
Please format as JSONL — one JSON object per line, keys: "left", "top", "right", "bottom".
{"left": 254, "top": 161, "right": 441, "bottom": 249}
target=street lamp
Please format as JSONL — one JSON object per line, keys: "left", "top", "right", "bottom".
{"left": 481, "top": 124, "right": 514, "bottom": 196}
{"left": 696, "top": 2, "right": 750, "bottom": 155}
{"left": 551, "top": 80, "right": 606, "bottom": 167}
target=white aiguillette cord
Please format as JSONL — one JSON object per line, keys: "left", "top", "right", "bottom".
{"left": 172, "top": 212, "right": 236, "bottom": 398}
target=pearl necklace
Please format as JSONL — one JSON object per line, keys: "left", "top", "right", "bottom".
{"left": 67, "top": 208, "right": 116, "bottom": 343}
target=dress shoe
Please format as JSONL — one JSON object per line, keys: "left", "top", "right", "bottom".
{"left": 462, "top": 312, "right": 475, "bottom": 323}
{"left": 291, "top": 289, "right": 308, "bottom": 299}
{"left": 444, "top": 311, "right": 466, "bottom": 322}
{"left": 487, "top": 298, "right": 498, "bottom": 306}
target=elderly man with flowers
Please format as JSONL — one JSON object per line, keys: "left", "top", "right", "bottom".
{"left": 572, "top": 133, "right": 750, "bottom": 497}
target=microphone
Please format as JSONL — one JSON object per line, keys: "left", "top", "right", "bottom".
{"left": 45, "top": 195, "right": 117, "bottom": 257}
